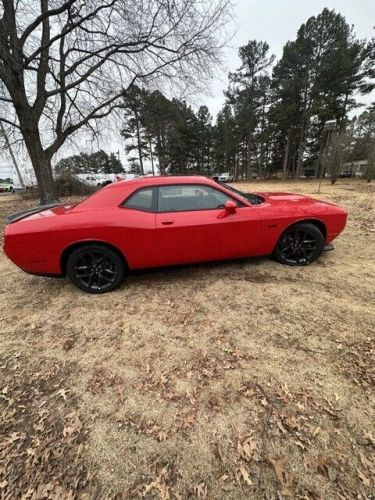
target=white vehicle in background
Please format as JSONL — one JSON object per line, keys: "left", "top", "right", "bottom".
{"left": 218, "top": 172, "right": 234, "bottom": 182}
{"left": 76, "top": 173, "right": 103, "bottom": 187}
{"left": 75, "top": 173, "right": 125, "bottom": 187}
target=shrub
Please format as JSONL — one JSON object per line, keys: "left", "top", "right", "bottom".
{"left": 54, "top": 174, "right": 96, "bottom": 197}
{"left": 20, "top": 174, "right": 97, "bottom": 201}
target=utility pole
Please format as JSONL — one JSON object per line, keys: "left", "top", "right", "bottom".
{"left": 0, "top": 121, "right": 25, "bottom": 189}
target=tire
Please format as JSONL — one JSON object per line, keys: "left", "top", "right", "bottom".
{"left": 274, "top": 223, "right": 325, "bottom": 266}
{"left": 66, "top": 244, "right": 125, "bottom": 293}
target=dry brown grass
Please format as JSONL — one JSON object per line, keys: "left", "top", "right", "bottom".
{"left": 0, "top": 179, "right": 374, "bottom": 499}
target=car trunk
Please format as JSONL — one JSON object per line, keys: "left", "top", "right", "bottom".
{"left": 5, "top": 203, "right": 62, "bottom": 225}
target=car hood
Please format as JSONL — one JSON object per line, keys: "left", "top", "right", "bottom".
{"left": 257, "top": 192, "right": 331, "bottom": 206}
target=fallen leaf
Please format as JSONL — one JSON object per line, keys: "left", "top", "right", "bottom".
{"left": 157, "top": 431, "right": 168, "bottom": 442}
{"left": 63, "top": 412, "right": 83, "bottom": 437}
{"left": 327, "top": 466, "right": 337, "bottom": 482}
{"left": 238, "top": 464, "right": 252, "bottom": 485}
{"left": 359, "top": 452, "right": 375, "bottom": 474}
{"left": 357, "top": 469, "right": 370, "bottom": 487}
{"left": 194, "top": 482, "right": 207, "bottom": 497}
{"left": 269, "top": 455, "right": 294, "bottom": 496}
{"left": 55, "top": 388, "right": 69, "bottom": 401}
{"left": 238, "top": 434, "right": 260, "bottom": 461}
{"left": 180, "top": 413, "right": 196, "bottom": 429}
{"left": 363, "top": 431, "right": 375, "bottom": 445}
{"left": 277, "top": 421, "right": 287, "bottom": 434}
{"left": 294, "top": 439, "right": 306, "bottom": 451}
{"left": 312, "top": 426, "right": 321, "bottom": 437}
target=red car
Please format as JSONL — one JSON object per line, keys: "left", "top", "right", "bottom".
{"left": 3, "top": 176, "right": 347, "bottom": 293}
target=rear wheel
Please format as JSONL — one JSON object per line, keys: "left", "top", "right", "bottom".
{"left": 274, "top": 223, "right": 325, "bottom": 266}
{"left": 67, "top": 245, "right": 125, "bottom": 293}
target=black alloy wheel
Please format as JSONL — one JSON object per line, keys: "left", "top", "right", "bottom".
{"left": 67, "top": 245, "right": 124, "bottom": 293}
{"left": 274, "top": 223, "right": 325, "bottom": 266}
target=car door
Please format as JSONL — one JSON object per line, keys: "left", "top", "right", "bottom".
{"left": 118, "top": 186, "right": 158, "bottom": 269}
{"left": 154, "top": 184, "right": 260, "bottom": 267}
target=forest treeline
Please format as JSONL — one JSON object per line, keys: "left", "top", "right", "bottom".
{"left": 122, "top": 8, "right": 375, "bottom": 179}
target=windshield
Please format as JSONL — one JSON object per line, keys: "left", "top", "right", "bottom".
{"left": 218, "top": 182, "right": 263, "bottom": 205}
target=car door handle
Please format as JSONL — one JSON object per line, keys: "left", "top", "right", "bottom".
{"left": 161, "top": 220, "right": 174, "bottom": 225}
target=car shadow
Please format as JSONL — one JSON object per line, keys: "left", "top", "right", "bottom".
{"left": 119, "top": 256, "right": 273, "bottom": 289}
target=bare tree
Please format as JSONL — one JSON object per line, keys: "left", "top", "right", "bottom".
{"left": 0, "top": 0, "right": 231, "bottom": 203}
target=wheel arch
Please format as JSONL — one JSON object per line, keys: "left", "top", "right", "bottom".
{"left": 60, "top": 240, "right": 128, "bottom": 276}
{"left": 280, "top": 218, "right": 327, "bottom": 241}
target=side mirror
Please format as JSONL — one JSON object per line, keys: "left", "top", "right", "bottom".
{"left": 225, "top": 200, "right": 237, "bottom": 214}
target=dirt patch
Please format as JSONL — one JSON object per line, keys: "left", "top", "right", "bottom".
{"left": 0, "top": 180, "right": 374, "bottom": 498}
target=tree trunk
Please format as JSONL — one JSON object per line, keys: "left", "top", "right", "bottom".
{"left": 149, "top": 139, "right": 155, "bottom": 175}
{"left": 315, "top": 132, "right": 326, "bottom": 179}
{"left": 339, "top": 93, "right": 349, "bottom": 132}
{"left": 33, "top": 155, "right": 58, "bottom": 205}
{"left": 135, "top": 112, "right": 144, "bottom": 174}
{"left": 22, "top": 127, "right": 58, "bottom": 204}
{"left": 296, "top": 94, "right": 312, "bottom": 178}
{"left": 246, "top": 136, "right": 252, "bottom": 180}
{"left": 234, "top": 146, "right": 239, "bottom": 180}
{"left": 282, "top": 131, "right": 291, "bottom": 180}
{"left": 295, "top": 123, "right": 306, "bottom": 179}
{"left": 156, "top": 130, "right": 164, "bottom": 174}
{"left": 0, "top": 121, "right": 25, "bottom": 189}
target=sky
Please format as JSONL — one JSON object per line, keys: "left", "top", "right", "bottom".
{"left": 1, "top": 0, "right": 375, "bottom": 178}
{"left": 202, "top": 0, "right": 375, "bottom": 117}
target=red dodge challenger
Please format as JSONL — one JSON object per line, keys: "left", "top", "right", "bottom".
{"left": 3, "top": 176, "right": 347, "bottom": 293}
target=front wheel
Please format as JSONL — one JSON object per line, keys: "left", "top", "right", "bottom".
{"left": 66, "top": 245, "right": 125, "bottom": 293}
{"left": 274, "top": 223, "right": 325, "bottom": 266}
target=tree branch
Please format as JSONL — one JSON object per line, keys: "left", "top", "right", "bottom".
{"left": 0, "top": 116, "right": 21, "bottom": 130}
{"left": 20, "top": 0, "right": 77, "bottom": 45}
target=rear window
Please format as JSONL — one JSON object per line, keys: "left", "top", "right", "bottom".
{"left": 123, "top": 188, "right": 154, "bottom": 212}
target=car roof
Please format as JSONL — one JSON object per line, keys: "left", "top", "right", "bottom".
{"left": 106, "top": 175, "right": 213, "bottom": 189}
{"left": 74, "top": 175, "right": 247, "bottom": 211}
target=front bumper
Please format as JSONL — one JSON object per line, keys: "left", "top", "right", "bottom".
{"left": 324, "top": 243, "right": 335, "bottom": 252}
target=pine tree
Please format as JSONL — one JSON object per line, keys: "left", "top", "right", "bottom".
{"left": 269, "top": 9, "right": 368, "bottom": 178}
{"left": 224, "top": 41, "right": 275, "bottom": 179}
{"left": 122, "top": 87, "right": 149, "bottom": 175}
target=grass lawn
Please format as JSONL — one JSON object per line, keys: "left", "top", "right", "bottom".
{"left": 0, "top": 179, "right": 374, "bottom": 498}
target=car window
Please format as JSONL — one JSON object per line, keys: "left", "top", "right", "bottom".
{"left": 158, "top": 184, "right": 233, "bottom": 212}
{"left": 123, "top": 188, "right": 154, "bottom": 212}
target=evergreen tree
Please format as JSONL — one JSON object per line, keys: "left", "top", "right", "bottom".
{"left": 269, "top": 9, "right": 368, "bottom": 178}
{"left": 225, "top": 41, "right": 275, "bottom": 179}
{"left": 122, "top": 87, "right": 149, "bottom": 175}
{"left": 55, "top": 151, "right": 124, "bottom": 175}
